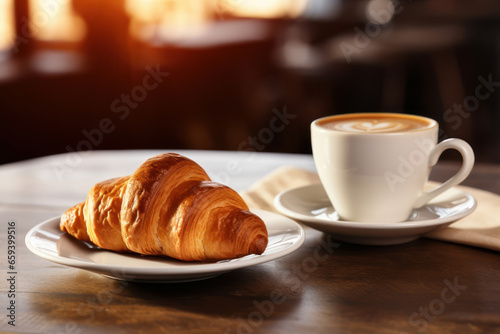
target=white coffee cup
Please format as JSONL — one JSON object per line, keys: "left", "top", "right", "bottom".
{"left": 311, "top": 113, "right": 474, "bottom": 223}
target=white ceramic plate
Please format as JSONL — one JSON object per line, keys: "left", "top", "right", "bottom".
{"left": 274, "top": 184, "right": 476, "bottom": 246}
{"left": 25, "top": 209, "right": 305, "bottom": 283}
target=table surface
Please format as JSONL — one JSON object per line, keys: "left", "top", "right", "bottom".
{"left": 1, "top": 150, "right": 499, "bottom": 334}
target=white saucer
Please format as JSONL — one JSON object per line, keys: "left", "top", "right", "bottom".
{"left": 25, "top": 209, "right": 305, "bottom": 283}
{"left": 274, "top": 184, "right": 476, "bottom": 246}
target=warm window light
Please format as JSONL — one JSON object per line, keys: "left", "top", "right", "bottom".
{"left": 125, "top": 0, "right": 169, "bottom": 24}
{"left": 124, "top": 0, "right": 307, "bottom": 43}
{"left": 220, "top": 0, "right": 307, "bottom": 19}
{"left": 29, "top": 0, "right": 86, "bottom": 42}
{"left": 125, "top": 0, "right": 212, "bottom": 42}
{"left": 0, "top": 0, "right": 15, "bottom": 52}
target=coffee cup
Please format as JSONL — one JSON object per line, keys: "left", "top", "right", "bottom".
{"left": 311, "top": 113, "right": 474, "bottom": 223}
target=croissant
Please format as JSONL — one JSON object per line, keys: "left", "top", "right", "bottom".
{"left": 60, "top": 153, "right": 268, "bottom": 261}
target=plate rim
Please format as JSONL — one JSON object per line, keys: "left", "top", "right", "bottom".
{"left": 25, "top": 209, "right": 305, "bottom": 278}
{"left": 274, "top": 184, "right": 477, "bottom": 230}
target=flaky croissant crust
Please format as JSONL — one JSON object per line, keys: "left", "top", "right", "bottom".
{"left": 60, "top": 153, "right": 268, "bottom": 261}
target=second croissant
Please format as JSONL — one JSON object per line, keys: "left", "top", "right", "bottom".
{"left": 60, "top": 153, "right": 268, "bottom": 262}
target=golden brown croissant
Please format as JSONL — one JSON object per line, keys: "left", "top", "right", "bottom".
{"left": 60, "top": 153, "right": 268, "bottom": 261}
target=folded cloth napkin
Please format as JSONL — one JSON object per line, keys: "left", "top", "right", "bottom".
{"left": 241, "top": 166, "right": 500, "bottom": 252}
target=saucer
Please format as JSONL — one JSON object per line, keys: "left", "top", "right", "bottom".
{"left": 274, "top": 184, "right": 477, "bottom": 246}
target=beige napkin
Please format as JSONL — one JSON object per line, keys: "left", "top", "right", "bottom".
{"left": 241, "top": 167, "right": 500, "bottom": 251}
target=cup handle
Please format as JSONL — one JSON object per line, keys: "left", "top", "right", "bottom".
{"left": 414, "top": 138, "right": 475, "bottom": 208}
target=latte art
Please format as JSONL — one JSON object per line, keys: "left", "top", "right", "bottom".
{"left": 317, "top": 114, "right": 435, "bottom": 134}
{"left": 333, "top": 119, "right": 414, "bottom": 133}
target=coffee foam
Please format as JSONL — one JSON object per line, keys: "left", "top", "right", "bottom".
{"left": 318, "top": 115, "right": 433, "bottom": 133}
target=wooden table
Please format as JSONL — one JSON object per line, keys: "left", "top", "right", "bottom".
{"left": 1, "top": 150, "right": 499, "bottom": 334}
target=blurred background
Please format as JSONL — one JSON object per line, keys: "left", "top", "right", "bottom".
{"left": 1, "top": 0, "right": 499, "bottom": 165}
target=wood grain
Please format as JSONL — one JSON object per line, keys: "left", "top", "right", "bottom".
{"left": 1, "top": 163, "right": 500, "bottom": 333}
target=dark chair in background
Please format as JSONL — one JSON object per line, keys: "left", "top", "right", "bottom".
{"left": 1, "top": 0, "right": 499, "bottom": 164}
